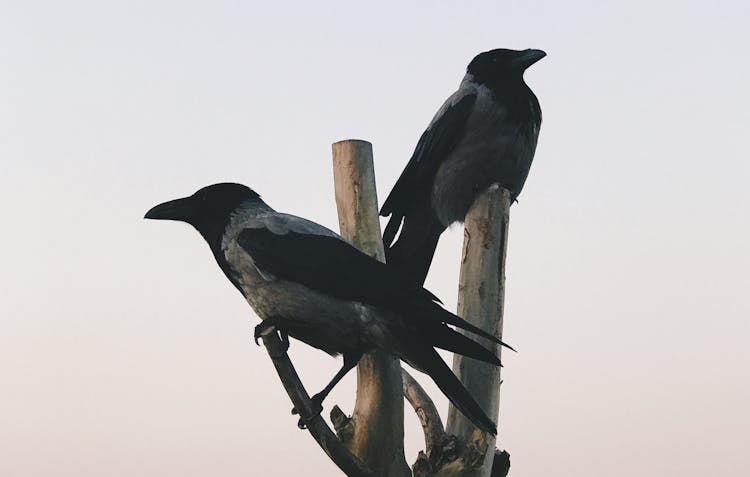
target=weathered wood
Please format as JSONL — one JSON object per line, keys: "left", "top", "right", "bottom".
{"left": 333, "top": 140, "right": 387, "bottom": 262}
{"left": 332, "top": 139, "right": 411, "bottom": 477}
{"left": 490, "top": 450, "right": 511, "bottom": 477}
{"left": 402, "top": 369, "right": 446, "bottom": 455}
{"left": 445, "top": 184, "right": 511, "bottom": 477}
{"left": 259, "top": 330, "right": 375, "bottom": 477}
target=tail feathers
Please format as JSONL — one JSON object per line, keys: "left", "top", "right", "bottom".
{"left": 384, "top": 217, "right": 444, "bottom": 286}
{"left": 379, "top": 171, "right": 413, "bottom": 218}
{"left": 428, "top": 324, "right": 502, "bottom": 366}
{"left": 425, "top": 303, "right": 516, "bottom": 352}
{"left": 408, "top": 347, "right": 497, "bottom": 435}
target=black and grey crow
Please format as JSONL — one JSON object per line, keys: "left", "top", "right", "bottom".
{"left": 145, "top": 183, "right": 511, "bottom": 434}
{"left": 381, "top": 48, "right": 545, "bottom": 284}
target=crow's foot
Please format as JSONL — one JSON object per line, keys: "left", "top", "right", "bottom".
{"left": 291, "top": 393, "right": 324, "bottom": 429}
{"left": 253, "top": 320, "right": 290, "bottom": 357}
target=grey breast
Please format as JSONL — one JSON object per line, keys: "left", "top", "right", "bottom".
{"left": 431, "top": 85, "right": 538, "bottom": 226}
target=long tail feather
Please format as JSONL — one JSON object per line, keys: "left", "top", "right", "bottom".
{"left": 406, "top": 346, "right": 497, "bottom": 435}
{"left": 384, "top": 217, "right": 444, "bottom": 286}
{"left": 416, "top": 302, "right": 516, "bottom": 352}
{"left": 428, "top": 324, "right": 502, "bottom": 366}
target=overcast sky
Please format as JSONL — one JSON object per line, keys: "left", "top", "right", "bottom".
{"left": 1, "top": 1, "right": 748, "bottom": 476}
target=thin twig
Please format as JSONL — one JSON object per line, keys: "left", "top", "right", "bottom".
{"left": 260, "top": 331, "right": 375, "bottom": 477}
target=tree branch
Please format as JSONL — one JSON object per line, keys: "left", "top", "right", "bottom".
{"left": 259, "top": 330, "right": 375, "bottom": 477}
{"left": 402, "top": 369, "right": 446, "bottom": 454}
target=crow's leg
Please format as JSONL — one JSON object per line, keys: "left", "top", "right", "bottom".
{"left": 294, "top": 351, "right": 363, "bottom": 429}
{"left": 311, "top": 351, "right": 363, "bottom": 407}
{"left": 254, "top": 316, "right": 290, "bottom": 356}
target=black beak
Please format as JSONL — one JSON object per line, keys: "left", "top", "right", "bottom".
{"left": 144, "top": 196, "right": 194, "bottom": 222}
{"left": 514, "top": 49, "right": 546, "bottom": 70}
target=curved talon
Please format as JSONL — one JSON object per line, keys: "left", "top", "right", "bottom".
{"left": 254, "top": 320, "right": 290, "bottom": 355}
{"left": 269, "top": 332, "right": 290, "bottom": 358}
{"left": 291, "top": 397, "right": 323, "bottom": 430}
{"left": 297, "top": 414, "right": 315, "bottom": 429}
{"left": 253, "top": 322, "right": 272, "bottom": 346}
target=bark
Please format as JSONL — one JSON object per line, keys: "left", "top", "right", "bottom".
{"left": 331, "top": 139, "right": 411, "bottom": 477}
{"left": 444, "top": 185, "right": 512, "bottom": 477}
{"left": 402, "top": 369, "right": 447, "bottom": 455}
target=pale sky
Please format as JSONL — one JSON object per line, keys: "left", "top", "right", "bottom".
{"left": 1, "top": 1, "right": 748, "bottom": 476}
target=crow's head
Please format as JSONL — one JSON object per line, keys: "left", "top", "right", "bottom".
{"left": 467, "top": 48, "right": 546, "bottom": 86}
{"left": 145, "top": 182, "right": 260, "bottom": 241}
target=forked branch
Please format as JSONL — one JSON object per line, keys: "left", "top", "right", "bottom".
{"left": 260, "top": 331, "right": 375, "bottom": 477}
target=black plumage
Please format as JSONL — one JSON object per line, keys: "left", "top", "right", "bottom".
{"left": 238, "top": 228, "right": 508, "bottom": 350}
{"left": 381, "top": 48, "right": 545, "bottom": 284}
{"left": 145, "top": 183, "right": 510, "bottom": 435}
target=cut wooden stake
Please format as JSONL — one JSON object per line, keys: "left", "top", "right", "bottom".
{"left": 331, "top": 139, "right": 411, "bottom": 477}
{"left": 333, "top": 140, "right": 387, "bottom": 262}
{"left": 445, "top": 184, "right": 511, "bottom": 477}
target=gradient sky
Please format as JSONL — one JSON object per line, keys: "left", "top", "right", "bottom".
{"left": 2, "top": 1, "right": 748, "bottom": 476}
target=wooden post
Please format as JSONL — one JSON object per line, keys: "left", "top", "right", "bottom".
{"left": 331, "top": 139, "right": 411, "bottom": 477}
{"left": 445, "top": 184, "right": 511, "bottom": 477}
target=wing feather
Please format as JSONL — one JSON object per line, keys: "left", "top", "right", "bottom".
{"left": 381, "top": 90, "right": 478, "bottom": 245}
{"left": 236, "top": 228, "right": 511, "bottom": 350}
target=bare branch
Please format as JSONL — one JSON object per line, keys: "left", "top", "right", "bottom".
{"left": 402, "top": 369, "right": 446, "bottom": 455}
{"left": 260, "top": 331, "right": 375, "bottom": 477}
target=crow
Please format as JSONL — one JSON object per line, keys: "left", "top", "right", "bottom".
{"left": 381, "top": 48, "right": 545, "bottom": 284}
{"left": 145, "top": 182, "right": 512, "bottom": 434}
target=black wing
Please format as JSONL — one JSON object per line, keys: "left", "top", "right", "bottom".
{"left": 237, "top": 228, "right": 439, "bottom": 306}
{"left": 237, "top": 228, "right": 510, "bottom": 349}
{"left": 380, "top": 92, "right": 477, "bottom": 245}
